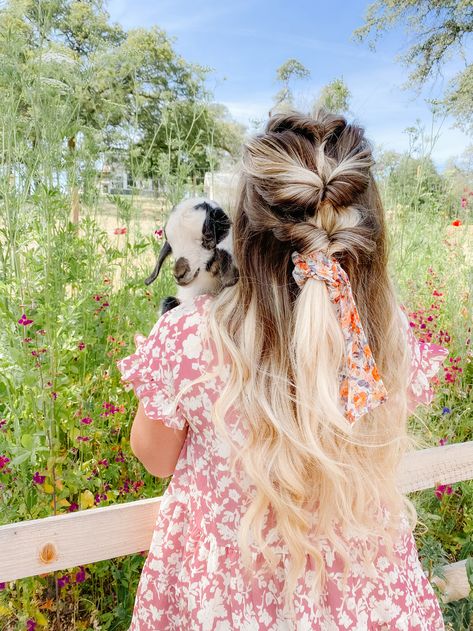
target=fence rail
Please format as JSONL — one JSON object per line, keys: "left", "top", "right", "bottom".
{"left": 1, "top": 441, "right": 473, "bottom": 604}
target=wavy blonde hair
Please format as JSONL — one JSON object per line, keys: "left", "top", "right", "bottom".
{"left": 177, "top": 109, "right": 423, "bottom": 616}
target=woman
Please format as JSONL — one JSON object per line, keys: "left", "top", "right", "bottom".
{"left": 117, "top": 109, "right": 447, "bottom": 630}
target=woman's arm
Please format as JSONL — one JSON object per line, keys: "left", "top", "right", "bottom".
{"left": 130, "top": 401, "right": 189, "bottom": 478}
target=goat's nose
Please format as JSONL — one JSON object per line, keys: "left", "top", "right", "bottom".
{"left": 173, "top": 257, "right": 190, "bottom": 280}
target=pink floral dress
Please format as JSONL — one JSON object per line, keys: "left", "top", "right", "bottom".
{"left": 116, "top": 293, "right": 448, "bottom": 630}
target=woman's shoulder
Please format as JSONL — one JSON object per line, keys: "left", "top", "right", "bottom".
{"left": 148, "top": 293, "right": 214, "bottom": 348}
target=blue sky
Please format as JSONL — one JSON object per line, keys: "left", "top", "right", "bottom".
{"left": 107, "top": 0, "right": 471, "bottom": 171}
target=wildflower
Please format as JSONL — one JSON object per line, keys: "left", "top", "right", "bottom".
{"left": 103, "top": 277, "right": 111, "bottom": 284}
{"left": 0, "top": 455, "right": 10, "bottom": 470}
{"left": 154, "top": 228, "right": 164, "bottom": 238}
{"left": 57, "top": 574, "right": 70, "bottom": 589}
{"left": 37, "top": 329, "right": 46, "bottom": 335}
{"left": 460, "top": 199, "right": 467, "bottom": 209}
{"left": 80, "top": 417, "right": 93, "bottom": 425}
{"left": 94, "top": 492, "right": 108, "bottom": 505}
{"left": 33, "top": 472, "right": 46, "bottom": 484}
{"left": 23, "top": 337, "right": 33, "bottom": 343}
{"left": 114, "top": 227, "right": 127, "bottom": 235}
{"left": 26, "top": 619, "right": 37, "bottom": 631}
{"left": 98, "top": 458, "right": 109, "bottom": 468}
{"left": 435, "top": 484, "right": 453, "bottom": 499}
{"left": 75, "top": 567, "right": 86, "bottom": 583}
{"left": 68, "top": 502, "right": 79, "bottom": 512}
{"left": 51, "top": 392, "right": 57, "bottom": 400}
{"left": 0, "top": 582, "right": 5, "bottom": 590}
{"left": 115, "top": 451, "right": 125, "bottom": 463}
{"left": 76, "top": 436, "right": 91, "bottom": 442}
{"left": 18, "top": 314, "right": 33, "bottom": 326}
{"left": 93, "top": 294, "right": 102, "bottom": 301}
{"left": 441, "top": 407, "right": 451, "bottom": 415}
{"left": 439, "top": 438, "right": 448, "bottom": 446}
{"left": 77, "top": 342, "right": 86, "bottom": 351}
{"left": 452, "top": 219, "right": 463, "bottom": 226}
{"left": 0, "top": 419, "right": 7, "bottom": 430}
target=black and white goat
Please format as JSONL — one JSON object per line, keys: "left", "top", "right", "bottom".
{"left": 144, "top": 197, "right": 239, "bottom": 314}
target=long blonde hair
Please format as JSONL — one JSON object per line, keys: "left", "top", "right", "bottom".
{"left": 179, "top": 109, "right": 422, "bottom": 616}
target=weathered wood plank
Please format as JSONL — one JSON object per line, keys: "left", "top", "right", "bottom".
{"left": 0, "top": 497, "right": 161, "bottom": 582}
{"left": 398, "top": 440, "right": 473, "bottom": 493}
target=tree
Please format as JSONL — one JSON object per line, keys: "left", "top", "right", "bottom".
{"left": 353, "top": 0, "right": 473, "bottom": 134}
{"left": 271, "top": 58, "right": 310, "bottom": 115}
{"left": 0, "top": 0, "right": 243, "bottom": 218}
{"left": 313, "top": 77, "right": 351, "bottom": 114}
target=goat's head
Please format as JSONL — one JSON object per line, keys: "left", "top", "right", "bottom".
{"left": 144, "top": 197, "right": 238, "bottom": 292}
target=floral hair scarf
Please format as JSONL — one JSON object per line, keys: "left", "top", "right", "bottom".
{"left": 291, "top": 250, "right": 388, "bottom": 426}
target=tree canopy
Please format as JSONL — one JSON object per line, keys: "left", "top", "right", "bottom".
{"left": 353, "top": 0, "right": 473, "bottom": 134}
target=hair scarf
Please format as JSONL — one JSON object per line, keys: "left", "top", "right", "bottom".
{"left": 292, "top": 250, "right": 388, "bottom": 426}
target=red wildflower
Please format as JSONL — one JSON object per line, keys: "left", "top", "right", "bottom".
{"left": 451, "top": 219, "right": 462, "bottom": 226}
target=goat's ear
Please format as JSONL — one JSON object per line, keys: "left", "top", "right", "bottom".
{"left": 200, "top": 204, "right": 231, "bottom": 250}
{"left": 213, "top": 249, "right": 239, "bottom": 287}
{"left": 144, "top": 240, "right": 172, "bottom": 285}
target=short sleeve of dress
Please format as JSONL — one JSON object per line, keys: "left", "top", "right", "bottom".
{"left": 116, "top": 312, "right": 187, "bottom": 431}
{"left": 398, "top": 305, "right": 449, "bottom": 413}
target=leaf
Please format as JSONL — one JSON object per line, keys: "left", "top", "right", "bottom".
{"left": 21, "top": 433, "right": 34, "bottom": 450}
{"left": 11, "top": 451, "right": 31, "bottom": 466}
{"left": 80, "top": 489, "right": 95, "bottom": 510}
{"left": 36, "top": 611, "right": 48, "bottom": 626}
{"left": 43, "top": 483, "right": 54, "bottom": 494}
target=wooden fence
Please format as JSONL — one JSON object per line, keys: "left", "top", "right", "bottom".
{"left": 1, "top": 441, "right": 473, "bottom": 604}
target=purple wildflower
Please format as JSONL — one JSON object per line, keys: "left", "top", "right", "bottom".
{"left": 0, "top": 455, "right": 10, "bottom": 470}
{"left": 0, "top": 582, "right": 5, "bottom": 590}
{"left": 18, "top": 314, "right": 33, "bottom": 326}
{"left": 57, "top": 574, "right": 70, "bottom": 589}
{"left": 80, "top": 417, "right": 93, "bottom": 425}
{"left": 68, "top": 502, "right": 79, "bottom": 512}
{"left": 75, "top": 567, "right": 86, "bottom": 583}
{"left": 26, "top": 619, "right": 37, "bottom": 631}
{"left": 76, "top": 436, "right": 91, "bottom": 442}
{"left": 33, "top": 472, "right": 46, "bottom": 484}
{"left": 442, "top": 407, "right": 451, "bottom": 415}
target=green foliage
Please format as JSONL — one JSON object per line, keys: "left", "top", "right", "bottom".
{"left": 272, "top": 57, "right": 311, "bottom": 113}
{"left": 313, "top": 77, "right": 351, "bottom": 114}
{"left": 353, "top": 0, "right": 473, "bottom": 134}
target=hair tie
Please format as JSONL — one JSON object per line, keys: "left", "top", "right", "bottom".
{"left": 292, "top": 250, "right": 388, "bottom": 426}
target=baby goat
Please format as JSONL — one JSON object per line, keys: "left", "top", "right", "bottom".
{"left": 144, "top": 197, "right": 239, "bottom": 314}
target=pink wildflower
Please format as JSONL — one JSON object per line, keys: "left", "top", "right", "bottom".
{"left": 18, "top": 313, "right": 33, "bottom": 326}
